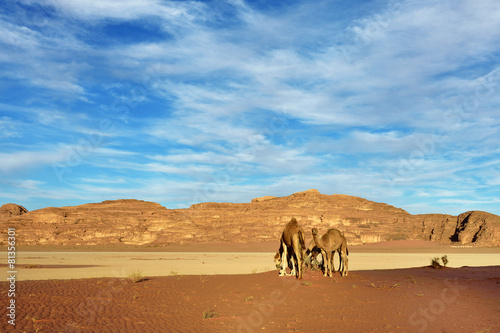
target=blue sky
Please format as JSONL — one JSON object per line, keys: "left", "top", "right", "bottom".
{"left": 1, "top": 0, "right": 499, "bottom": 215}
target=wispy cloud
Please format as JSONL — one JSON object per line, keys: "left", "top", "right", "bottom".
{"left": 1, "top": 0, "right": 499, "bottom": 215}
{"left": 0, "top": 150, "right": 68, "bottom": 173}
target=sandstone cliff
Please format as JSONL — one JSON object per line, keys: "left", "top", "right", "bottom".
{"left": 1, "top": 190, "right": 498, "bottom": 247}
{"left": 449, "top": 211, "right": 500, "bottom": 245}
{"left": 1, "top": 203, "right": 28, "bottom": 217}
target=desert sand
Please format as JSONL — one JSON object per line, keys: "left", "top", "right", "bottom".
{"left": 3, "top": 250, "right": 500, "bottom": 281}
{"left": 1, "top": 266, "right": 499, "bottom": 332}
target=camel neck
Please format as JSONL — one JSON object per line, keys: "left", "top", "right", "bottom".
{"left": 313, "top": 235, "right": 322, "bottom": 248}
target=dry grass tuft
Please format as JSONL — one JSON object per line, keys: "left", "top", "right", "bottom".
{"left": 202, "top": 309, "right": 218, "bottom": 319}
{"left": 128, "top": 270, "right": 144, "bottom": 283}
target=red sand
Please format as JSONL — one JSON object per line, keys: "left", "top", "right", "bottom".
{"left": 2, "top": 266, "right": 499, "bottom": 333}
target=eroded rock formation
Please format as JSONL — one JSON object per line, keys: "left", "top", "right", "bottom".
{"left": 450, "top": 211, "right": 500, "bottom": 245}
{"left": 0, "top": 203, "right": 28, "bottom": 217}
{"left": 1, "top": 191, "right": 498, "bottom": 247}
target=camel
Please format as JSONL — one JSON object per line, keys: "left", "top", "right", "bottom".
{"left": 310, "top": 227, "right": 348, "bottom": 277}
{"left": 304, "top": 240, "right": 323, "bottom": 271}
{"left": 307, "top": 238, "right": 348, "bottom": 274}
{"left": 274, "top": 217, "right": 306, "bottom": 279}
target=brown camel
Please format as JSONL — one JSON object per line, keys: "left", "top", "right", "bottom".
{"left": 310, "top": 227, "right": 348, "bottom": 277}
{"left": 274, "top": 217, "right": 306, "bottom": 279}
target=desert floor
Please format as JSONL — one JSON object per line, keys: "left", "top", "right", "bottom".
{"left": 1, "top": 241, "right": 499, "bottom": 332}
{"left": 2, "top": 240, "right": 500, "bottom": 281}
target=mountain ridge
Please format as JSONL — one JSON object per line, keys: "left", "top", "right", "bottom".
{"left": 1, "top": 190, "right": 499, "bottom": 247}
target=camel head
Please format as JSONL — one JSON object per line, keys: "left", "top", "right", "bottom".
{"left": 311, "top": 228, "right": 319, "bottom": 236}
{"left": 274, "top": 251, "right": 282, "bottom": 269}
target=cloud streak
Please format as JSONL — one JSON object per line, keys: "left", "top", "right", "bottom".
{"left": 0, "top": 0, "right": 499, "bottom": 215}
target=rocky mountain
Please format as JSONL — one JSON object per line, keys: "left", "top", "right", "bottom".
{"left": 1, "top": 190, "right": 498, "bottom": 247}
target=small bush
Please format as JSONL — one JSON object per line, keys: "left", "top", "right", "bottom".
{"left": 441, "top": 255, "right": 449, "bottom": 267}
{"left": 302, "top": 281, "right": 313, "bottom": 286}
{"left": 128, "top": 270, "right": 144, "bottom": 283}
{"left": 431, "top": 257, "right": 442, "bottom": 268}
{"left": 202, "top": 309, "right": 217, "bottom": 319}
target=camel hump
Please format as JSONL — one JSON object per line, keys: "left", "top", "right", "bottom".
{"left": 290, "top": 217, "right": 298, "bottom": 223}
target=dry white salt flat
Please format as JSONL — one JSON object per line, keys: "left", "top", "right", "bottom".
{"left": 3, "top": 252, "right": 500, "bottom": 281}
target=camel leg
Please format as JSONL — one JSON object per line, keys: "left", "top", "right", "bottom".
{"left": 342, "top": 252, "right": 348, "bottom": 276}
{"left": 340, "top": 252, "right": 345, "bottom": 276}
{"left": 292, "top": 236, "right": 302, "bottom": 279}
{"left": 331, "top": 251, "right": 337, "bottom": 273}
{"left": 279, "top": 242, "right": 287, "bottom": 276}
{"left": 327, "top": 252, "right": 334, "bottom": 278}
{"left": 336, "top": 249, "right": 343, "bottom": 273}
{"left": 285, "top": 246, "right": 295, "bottom": 276}
{"left": 321, "top": 250, "right": 329, "bottom": 277}
{"left": 289, "top": 251, "right": 296, "bottom": 277}
{"left": 294, "top": 247, "right": 302, "bottom": 279}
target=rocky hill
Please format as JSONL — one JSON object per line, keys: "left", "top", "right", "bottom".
{"left": 1, "top": 190, "right": 499, "bottom": 247}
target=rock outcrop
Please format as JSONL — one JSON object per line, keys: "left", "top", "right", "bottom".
{"left": 1, "top": 191, "right": 498, "bottom": 247}
{"left": 450, "top": 211, "right": 500, "bottom": 245}
{"left": 0, "top": 203, "right": 28, "bottom": 217}
{"left": 251, "top": 196, "right": 277, "bottom": 203}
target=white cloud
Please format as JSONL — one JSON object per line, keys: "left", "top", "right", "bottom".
{"left": 0, "top": 117, "right": 21, "bottom": 138}
{"left": 21, "top": 0, "right": 200, "bottom": 22}
{"left": 31, "top": 78, "right": 86, "bottom": 96}
{"left": 80, "top": 177, "right": 125, "bottom": 184}
{"left": 1, "top": 0, "right": 499, "bottom": 215}
{"left": 0, "top": 150, "right": 68, "bottom": 173}
{"left": 438, "top": 198, "right": 500, "bottom": 205}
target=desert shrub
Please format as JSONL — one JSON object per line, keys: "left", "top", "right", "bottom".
{"left": 202, "top": 309, "right": 217, "bottom": 319}
{"left": 441, "top": 255, "right": 449, "bottom": 267}
{"left": 431, "top": 257, "right": 442, "bottom": 268}
{"left": 128, "top": 270, "right": 144, "bottom": 283}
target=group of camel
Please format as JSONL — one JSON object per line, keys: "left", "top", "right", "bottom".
{"left": 274, "top": 217, "right": 349, "bottom": 279}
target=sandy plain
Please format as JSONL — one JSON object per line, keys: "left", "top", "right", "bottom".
{"left": 3, "top": 240, "right": 499, "bottom": 281}
{"left": 3, "top": 250, "right": 500, "bottom": 281}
